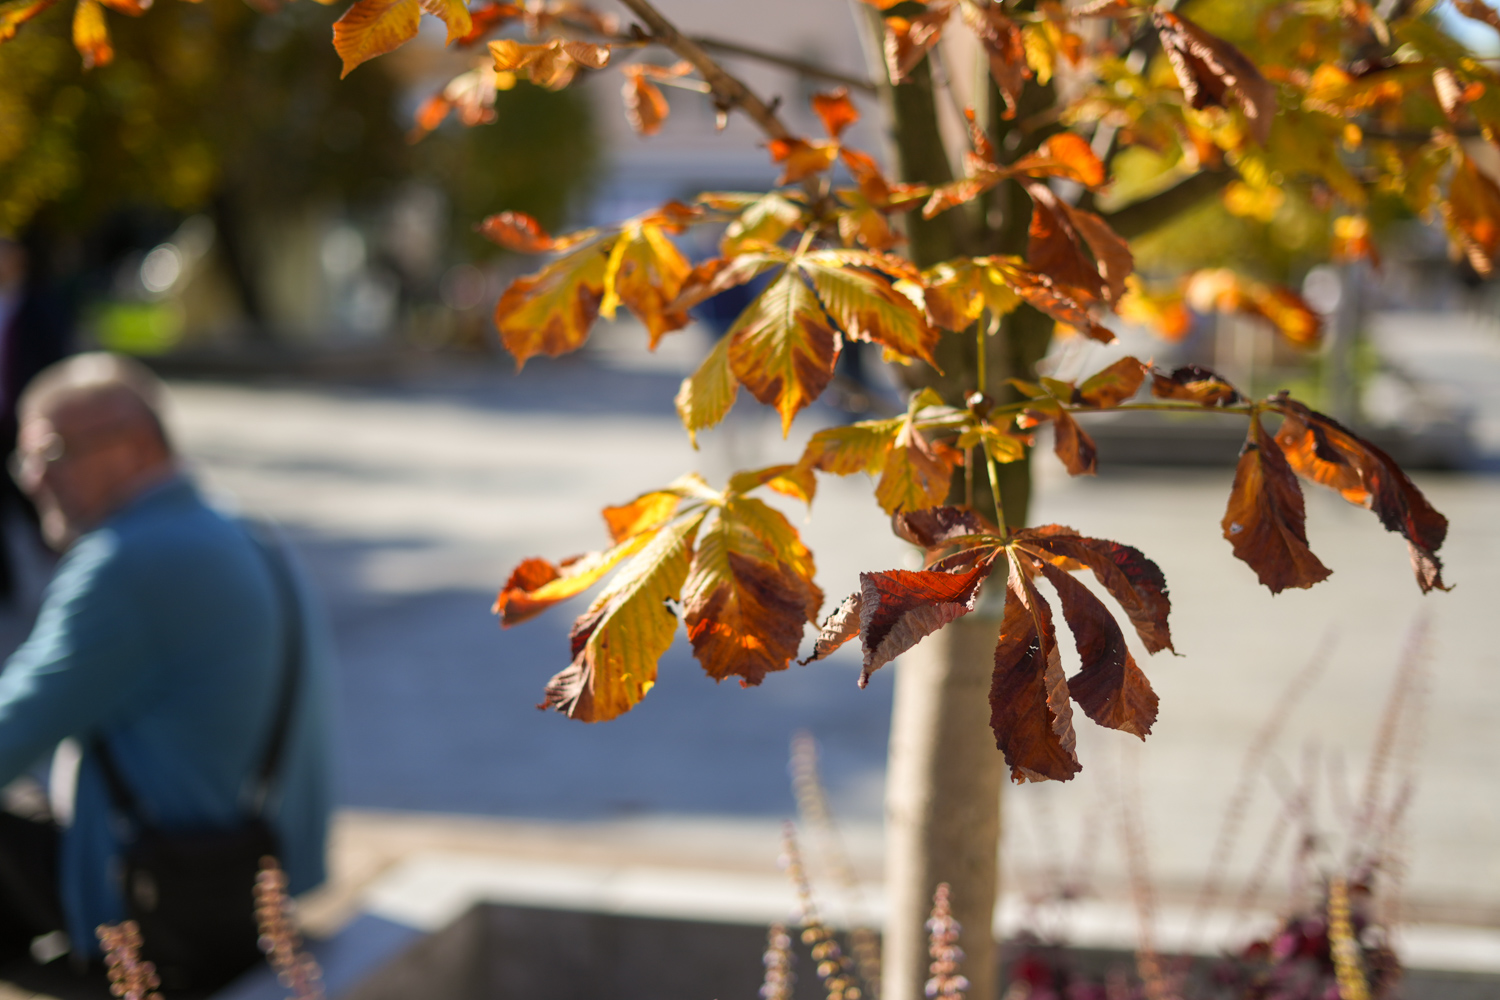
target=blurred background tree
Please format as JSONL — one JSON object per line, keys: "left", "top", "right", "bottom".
{"left": 0, "top": 0, "right": 598, "bottom": 348}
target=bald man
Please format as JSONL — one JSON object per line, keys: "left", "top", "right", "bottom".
{"left": 0, "top": 354, "right": 332, "bottom": 986}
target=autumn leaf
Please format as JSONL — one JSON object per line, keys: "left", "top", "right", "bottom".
{"left": 798, "top": 417, "right": 903, "bottom": 478}
{"left": 768, "top": 138, "right": 840, "bottom": 185}
{"left": 335, "top": 0, "right": 474, "bottom": 78}
{"left": 599, "top": 219, "right": 693, "bottom": 345}
{"left": 962, "top": 0, "right": 1029, "bottom": 118}
{"left": 682, "top": 494, "right": 822, "bottom": 686}
{"left": 1184, "top": 269, "right": 1322, "bottom": 349}
{"left": 720, "top": 193, "right": 805, "bottom": 255}
{"left": 1443, "top": 150, "right": 1500, "bottom": 277}
{"left": 1075, "top": 356, "right": 1147, "bottom": 407}
{"left": 1037, "top": 562, "right": 1157, "bottom": 738}
{"left": 494, "top": 537, "right": 650, "bottom": 626}
{"left": 726, "top": 269, "right": 839, "bottom": 435}
{"left": 848, "top": 558, "right": 996, "bottom": 686}
{"left": 811, "top": 87, "right": 860, "bottom": 138}
{"left": 675, "top": 333, "right": 739, "bottom": 446}
{"left": 1152, "top": 9, "right": 1277, "bottom": 145}
{"left": 1454, "top": 0, "right": 1500, "bottom": 33}
{"left": 0, "top": 0, "right": 58, "bottom": 42}
{"left": 455, "top": 0, "right": 521, "bottom": 45}
{"left": 891, "top": 506, "right": 995, "bottom": 551}
{"left": 622, "top": 67, "right": 670, "bottom": 136}
{"left": 875, "top": 417, "right": 959, "bottom": 513}
{"left": 1222, "top": 416, "right": 1332, "bottom": 594}
{"left": 921, "top": 257, "right": 1021, "bottom": 331}
{"left": 542, "top": 511, "right": 706, "bottom": 721}
{"left": 478, "top": 210, "right": 561, "bottom": 253}
{"left": 1018, "top": 399, "right": 1096, "bottom": 476}
{"left": 1151, "top": 364, "right": 1242, "bottom": 407}
{"left": 72, "top": 0, "right": 111, "bottom": 68}
{"left": 884, "top": 2, "right": 953, "bottom": 83}
{"left": 797, "top": 389, "right": 964, "bottom": 513}
{"left": 1010, "top": 133, "right": 1106, "bottom": 188}
{"left": 489, "top": 37, "right": 610, "bottom": 89}
{"left": 992, "top": 258, "right": 1117, "bottom": 343}
{"left": 799, "top": 249, "right": 939, "bottom": 366}
{"left": 1024, "top": 181, "right": 1132, "bottom": 305}
{"left": 494, "top": 240, "right": 608, "bottom": 368}
{"left": 990, "top": 559, "right": 1080, "bottom": 782}
{"left": 1118, "top": 277, "right": 1191, "bottom": 341}
{"left": 1331, "top": 215, "right": 1380, "bottom": 267}
{"left": 1273, "top": 400, "right": 1449, "bottom": 592}
{"left": 1016, "top": 525, "right": 1174, "bottom": 654}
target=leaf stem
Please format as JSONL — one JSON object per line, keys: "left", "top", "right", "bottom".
{"left": 984, "top": 440, "right": 1008, "bottom": 533}
{"left": 989, "top": 400, "right": 1257, "bottom": 418}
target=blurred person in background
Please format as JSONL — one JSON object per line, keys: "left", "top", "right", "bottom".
{"left": 0, "top": 238, "right": 71, "bottom": 607}
{"left": 0, "top": 353, "right": 333, "bottom": 985}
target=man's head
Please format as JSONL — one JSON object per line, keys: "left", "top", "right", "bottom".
{"left": 14, "top": 353, "right": 176, "bottom": 550}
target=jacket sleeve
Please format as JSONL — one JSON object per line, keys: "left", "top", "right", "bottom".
{"left": 0, "top": 531, "right": 153, "bottom": 783}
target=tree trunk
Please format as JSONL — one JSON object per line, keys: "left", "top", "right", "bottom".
{"left": 883, "top": 615, "right": 1006, "bottom": 1000}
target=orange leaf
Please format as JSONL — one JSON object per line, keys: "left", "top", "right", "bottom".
{"left": 962, "top": 1, "right": 1029, "bottom": 119}
{"left": 1150, "top": 364, "right": 1241, "bottom": 406}
{"left": 494, "top": 241, "right": 608, "bottom": 368}
{"left": 1152, "top": 9, "right": 1276, "bottom": 145}
{"left": 768, "top": 138, "right": 840, "bottom": 185}
{"left": 72, "top": 0, "right": 112, "bottom": 69}
{"left": 1075, "top": 356, "right": 1147, "bottom": 407}
{"left": 455, "top": 0, "right": 521, "bottom": 45}
{"left": 1025, "top": 181, "right": 1132, "bottom": 304}
{"left": 1221, "top": 417, "right": 1332, "bottom": 594}
{"left": 1331, "top": 214, "right": 1380, "bottom": 267}
{"left": 726, "top": 270, "right": 840, "bottom": 435}
{"left": 992, "top": 258, "right": 1117, "bottom": 343}
{"left": 883, "top": 2, "right": 952, "bottom": 84}
{"left": 489, "top": 37, "right": 610, "bottom": 89}
{"left": 682, "top": 496, "right": 822, "bottom": 686}
{"left": 334, "top": 0, "right": 420, "bottom": 77}
{"left": 811, "top": 87, "right": 859, "bottom": 139}
{"left": 990, "top": 560, "right": 1080, "bottom": 782}
{"left": 622, "top": 66, "right": 670, "bottom": 135}
{"left": 1052, "top": 409, "right": 1097, "bottom": 476}
{"left": 1443, "top": 151, "right": 1500, "bottom": 277}
{"left": 602, "top": 489, "right": 683, "bottom": 544}
{"left": 1037, "top": 562, "right": 1157, "bottom": 739}
{"left": 418, "top": 0, "right": 471, "bottom": 45}
{"left": 1273, "top": 400, "right": 1449, "bottom": 592}
{"left": 477, "top": 210, "right": 557, "bottom": 253}
{"left": 1, "top": 0, "right": 59, "bottom": 42}
{"left": 1011, "top": 132, "right": 1106, "bottom": 188}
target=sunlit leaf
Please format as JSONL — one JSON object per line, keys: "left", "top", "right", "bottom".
{"left": 542, "top": 511, "right": 706, "bottom": 721}
{"left": 962, "top": 1, "right": 1029, "bottom": 118}
{"left": 726, "top": 270, "right": 839, "bottom": 435}
{"left": 799, "top": 249, "right": 939, "bottom": 366}
{"left": 1443, "top": 149, "right": 1500, "bottom": 277}
{"left": 1152, "top": 9, "right": 1277, "bottom": 145}
{"left": 489, "top": 37, "right": 610, "bottom": 89}
{"left": 1151, "top": 364, "right": 1241, "bottom": 406}
{"left": 675, "top": 332, "right": 739, "bottom": 446}
{"left": 1222, "top": 416, "right": 1332, "bottom": 594}
{"left": 0, "top": 0, "right": 59, "bottom": 43}
{"left": 600, "top": 220, "right": 692, "bottom": 346}
{"left": 622, "top": 66, "right": 670, "bottom": 135}
{"left": 1010, "top": 132, "right": 1106, "bottom": 188}
{"left": 853, "top": 558, "right": 995, "bottom": 686}
{"left": 1016, "top": 525, "right": 1174, "bottom": 654}
{"left": 883, "top": 2, "right": 953, "bottom": 83}
{"left": 768, "top": 138, "right": 840, "bottom": 185}
{"left": 494, "top": 240, "right": 609, "bottom": 368}
{"left": 1273, "top": 400, "right": 1449, "bottom": 592}
{"left": 72, "top": 0, "right": 111, "bottom": 68}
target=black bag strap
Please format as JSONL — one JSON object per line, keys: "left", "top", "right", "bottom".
{"left": 92, "top": 523, "right": 304, "bottom": 827}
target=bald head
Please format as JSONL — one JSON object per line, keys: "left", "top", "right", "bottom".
{"left": 15, "top": 353, "right": 176, "bottom": 549}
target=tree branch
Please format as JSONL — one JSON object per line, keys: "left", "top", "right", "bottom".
{"left": 691, "top": 36, "right": 876, "bottom": 94}
{"left": 614, "top": 0, "right": 794, "bottom": 141}
{"left": 1101, "top": 168, "right": 1235, "bottom": 240}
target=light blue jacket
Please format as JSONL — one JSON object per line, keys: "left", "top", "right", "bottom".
{"left": 0, "top": 476, "right": 333, "bottom": 955}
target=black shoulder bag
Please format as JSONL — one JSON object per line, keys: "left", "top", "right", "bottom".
{"left": 92, "top": 529, "right": 303, "bottom": 992}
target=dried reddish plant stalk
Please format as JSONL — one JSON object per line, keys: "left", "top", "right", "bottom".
{"left": 923, "top": 883, "right": 968, "bottom": 1000}
{"left": 781, "top": 823, "right": 862, "bottom": 1000}
{"left": 96, "top": 921, "right": 161, "bottom": 1000}
{"left": 254, "top": 857, "right": 325, "bottom": 1000}
{"left": 760, "top": 923, "right": 795, "bottom": 1000}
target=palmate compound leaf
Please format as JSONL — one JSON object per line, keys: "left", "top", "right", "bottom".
{"left": 1222, "top": 416, "right": 1332, "bottom": 594}
{"left": 497, "top": 470, "right": 822, "bottom": 721}
{"left": 1273, "top": 399, "right": 1450, "bottom": 592}
{"left": 804, "top": 509, "right": 1173, "bottom": 781}
{"left": 494, "top": 206, "right": 699, "bottom": 368}
{"left": 676, "top": 249, "right": 943, "bottom": 440}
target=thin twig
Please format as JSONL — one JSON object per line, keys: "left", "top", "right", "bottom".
{"left": 693, "top": 36, "right": 876, "bottom": 93}
{"left": 614, "top": 0, "right": 793, "bottom": 140}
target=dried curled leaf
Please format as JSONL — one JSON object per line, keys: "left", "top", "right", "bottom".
{"left": 811, "top": 87, "right": 860, "bottom": 139}
{"left": 478, "top": 210, "right": 558, "bottom": 253}
{"left": 962, "top": 1, "right": 1029, "bottom": 118}
{"left": 1024, "top": 181, "right": 1132, "bottom": 306}
{"left": 489, "top": 37, "right": 610, "bottom": 89}
{"left": 990, "top": 560, "right": 1080, "bottom": 782}
{"left": 853, "top": 559, "right": 995, "bottom": 686}
{"left": 1151, "top": 364, "right": 1242, "bottom": 407}
{"left": 1038, "top": 562, "right": 1157, "bottom": 739}
{"left": 1273, "top": 400, "right": 1449, "bottom": 592}
{"left": 1018, "top": 525, "right": 1174, "bottom": 655}
{"left": 1443, "top": 150, "right": 1500, "bottom": 277}
{"left": 1222, "top": 417, "right": 1332, "bottom": 594}
{"left": 1152, "top": 9, "right": 1276, "bottom": 145}
{"left": 884, "top": 2, "right": 953, "bottom": 83}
